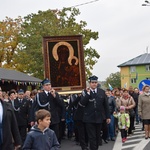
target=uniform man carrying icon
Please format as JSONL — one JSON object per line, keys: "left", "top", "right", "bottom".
{"left": 80, "top": 75, "right": 110, "bottom": 150}
{"left": 31, "top": 78, "right": 62, "bottom": 139}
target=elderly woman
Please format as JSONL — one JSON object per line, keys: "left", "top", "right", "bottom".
{"left": 120, "top": 89, "right": 135, "bottom": 136}
{"left": 138, "top": 85, "right": 150, "bottom": 139}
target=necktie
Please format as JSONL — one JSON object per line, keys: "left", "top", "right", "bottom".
{"left": 93, "top": 90, "right": 96, "bottom": 98}
{"left": 93, "top": 90, "right": 95, "bottom": 94}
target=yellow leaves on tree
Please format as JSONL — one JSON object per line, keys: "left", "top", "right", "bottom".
{"left": 0, "top": 16, "right": 23, "bottom": 68}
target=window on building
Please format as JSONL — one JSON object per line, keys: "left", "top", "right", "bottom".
{"left": 130, "top": 66, "right": 136, "bottom": 72}
{"left": 131, "top": 78, "right": 136, "bottom": 84}
{"left": 146, "top": 65, "right": 150, "bottom": 71}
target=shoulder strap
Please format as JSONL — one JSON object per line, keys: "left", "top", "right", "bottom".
{"left": 127, "top": 99, "right": 129, "bottom": 106}
{"left": 127, "top": 96, "right": 133, "bottom": 106}
{"left": 127, "top": 97, "right": 131, "bottom": 106}
{"left": 36, "top": 93, "right": 49, "bottom": 107}
{"left": 120, "top": 97, "right": 123, "bottom": 106}
{"left": 11, "top": 100, "right": 20, "bottom": 111}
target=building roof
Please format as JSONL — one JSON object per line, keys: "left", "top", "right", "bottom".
{"left": 118, "top": 53, "right": 150, "bottom": 67}
{"left": 0, "top": 68, "right": 42, "bottom": 83}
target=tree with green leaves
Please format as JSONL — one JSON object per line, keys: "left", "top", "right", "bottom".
{"left": 18, "top": 7, "right": 100, "bottom": 79}
{"left": 0, "top": 17, "right": 22, "bottom": 68}
{"left": 105, "top": 72, "right": 121, "bottom": 89}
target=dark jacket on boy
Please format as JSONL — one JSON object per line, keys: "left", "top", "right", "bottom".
{"left": 22, "top": 125, "right": 60, "bottom": 150}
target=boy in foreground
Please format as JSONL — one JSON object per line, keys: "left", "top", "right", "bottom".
{"left": 22, "top": 109, "right": 60, "bottom": 150}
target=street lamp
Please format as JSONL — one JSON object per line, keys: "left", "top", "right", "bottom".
{"left": 142, "top": 0, "right": 150, "bottom": 6}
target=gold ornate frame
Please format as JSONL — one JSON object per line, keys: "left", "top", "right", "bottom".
{"left": 42, "top": 35, "right": 86, "bottom": 94}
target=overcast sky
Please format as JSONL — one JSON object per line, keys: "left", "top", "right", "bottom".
{"left": 0, "top": 0, "right": 150, "bottom": 81}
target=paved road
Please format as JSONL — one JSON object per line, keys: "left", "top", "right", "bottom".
{"left": 60, "top": 137, "right": 115, "bottom": 150}
{"left": 60, "top": 123, "right": 150, "bottom": 150}
{"left": 113, "top": 123, "right": 150, "bottom": 150}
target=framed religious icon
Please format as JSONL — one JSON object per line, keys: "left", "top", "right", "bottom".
{"left": 42, "top": 35, "right": 86, "bottom": 94}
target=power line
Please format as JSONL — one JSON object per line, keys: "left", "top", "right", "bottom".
{"left": 67, "top": 0, "right": 100, "bottom": 8}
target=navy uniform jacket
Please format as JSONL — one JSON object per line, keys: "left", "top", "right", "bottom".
{"left": 13, "top": 98, "right": 30, "bottom": 126}
{"left": 69, "top": 95, "right": 84, "bottom": 121}
{"left": 31, "top": 91, "right": 62, "bottom": 125}
{"left": 80, "top": 88, "right": 110, "bottom": 123}
{"left": 28, "top": 99, "right": 34, "bottom": 124}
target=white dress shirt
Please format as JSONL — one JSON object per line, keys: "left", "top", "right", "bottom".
{"left": 90, "top": 88, "right": 97, "bottom": 93}
{"left": 44, "top": 90, "right": 48, "bottom": 95}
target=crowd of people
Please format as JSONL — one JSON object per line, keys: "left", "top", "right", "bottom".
{"left": 0, "top": 76, "right": 150, "bottom": 150}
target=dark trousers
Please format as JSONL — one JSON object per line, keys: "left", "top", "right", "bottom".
{"left": 102, "top": 120, "right": 108, "bottom": 140}
{"left": 86, "top": 123, "right": 102, "bottom": 150}
{"left": 107, "top": 114, "right": 115, "bottom": 138}
{"left": 134, "top": 107, "right": 140, "bottom": 123}
{"left": 27, "top": 124, "right": 31, "bottom": 132}
{"left": 58, "top": 120, "right": 66, "bottom": 144}
{"left": 74, "top": 121, "right": 79, "bottom": 142}
{"left": 50, "top": 123, "right": 59, "bottom": 140}
{"left": 76, "top": 121, "right": 88, "bottom": 149}
{"left": 128, "top": 116, "right": 134, "bottom": 134}
{"left": 18, "top": 125, "right": 27, "bottom": 144}
{"left": 0, "top": 123, "right": 2, "bottom": 147}
{"left": 120, "top": 129, "right": 127, "bottom": 139}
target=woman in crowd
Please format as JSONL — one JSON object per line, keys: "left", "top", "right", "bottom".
{"left": 105, "top": 89, "right": 116, "bottom": 141}
{"left": 120, "top": 89, "right": 135, "bottom": 136}
{"left": 0, "top": 87, "right": 3, "bottom": 101}
{"left": 3, "top": 92, "right": 9, "bottom": 102}
{"left": 138, "top": 85, "right": 150, "bottom": 139}
{"left": 133, "top": 88, "right": 140, "bottom": 125}
{"left": 114, "top": 90, "right": 121, "bottom": 134}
